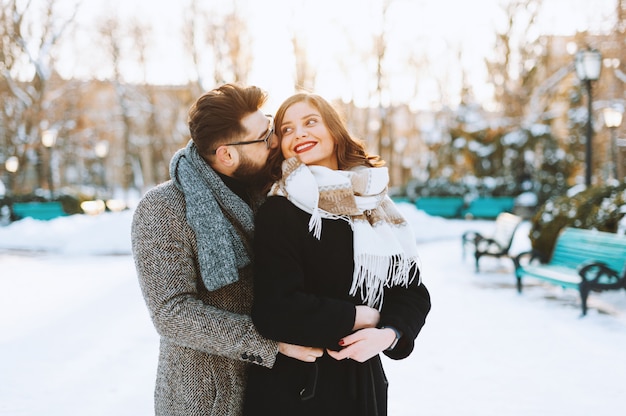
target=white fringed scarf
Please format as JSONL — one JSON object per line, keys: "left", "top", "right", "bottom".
{"left": 269, "top": 157, "right": 420, "bottom": 310}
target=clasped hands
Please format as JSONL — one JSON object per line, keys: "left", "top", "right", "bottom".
{"left": 278, "top": 305, "right": 396, "bottom": 364}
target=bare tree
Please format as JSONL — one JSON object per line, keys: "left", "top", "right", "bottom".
{"left": 98, "top": 16, "right": 137, "bottom": 202}
{"left": 485, "top": 0, "right": 545, "bottom": 121}
{"left": 206, "top": 5, "right": 252, "bottom": 86}
{"left": 130, "top": 19, "right": 161, "bottom": 190}
{"left": 0, "top": 0, "right": 77, "bottom": 196}
{"left": 221, "top": 6, "right": 252, "bottom": 85}
{"left": 183, "top": 0, "right": 252, "bottom": 90}
{"left": 292, "top": 34, "right": 316, "bottom": 92}
{"left": 372, "top": 0, "right": 393, "bottom": 169}
{"left": 132, "top": 18, "right": 188, "bottom": 189}
{"left": 182, "top": 0, "right": 206, "bottom": 95}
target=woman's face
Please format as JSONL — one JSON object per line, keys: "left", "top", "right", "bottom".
{"left": 279, "top": 101, "right": 338, "bottom": 170}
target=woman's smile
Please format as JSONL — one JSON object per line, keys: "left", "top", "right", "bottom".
{"left": 294, "top": 141, "right": 317, "bottom": 153}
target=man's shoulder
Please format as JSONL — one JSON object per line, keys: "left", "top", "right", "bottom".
{"left": 143, "top": 180, "right": 178, "bottom": 198}
{"left": 137, "top": 180, "right": 181, "bottom": 204}
{"left": 135, "top": 180, "right": 184, "bottom": 216}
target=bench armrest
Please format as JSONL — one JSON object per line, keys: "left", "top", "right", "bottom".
{"left": 461, "top": 231, "right": 484, "bottom": 244}
{"left": 513, "top": 249, "right": 544, "bottom": 269}
{"left": 475, "top": 237, "right": 504, "bottom": 252}
{"left": 578, "top": 261, "right": 623, "bottom": 289}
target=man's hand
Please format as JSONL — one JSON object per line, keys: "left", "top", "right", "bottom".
{"left": 326, "top": 327, "right": 396, "bottom": 363}
{"left": 277, "top": 342, "right": 324, "bottom": 362}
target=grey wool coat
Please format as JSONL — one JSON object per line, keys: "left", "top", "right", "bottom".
{"left": 131, "top": 180, "right": 279, "bottom": 416}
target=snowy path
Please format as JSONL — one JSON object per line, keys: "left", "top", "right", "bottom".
{"left": 1, "top": 231, "right": 626, "bottom": 415}
{"left": 0, "top": 254, "right": 158, "bottom": 416}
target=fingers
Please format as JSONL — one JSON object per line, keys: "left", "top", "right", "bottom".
{"left": 330, "top": 330, "right": 368, "bottom": 361}
{"left": 328, "top": 345, "right": 366, "bottom": 362}
{"left": 278, "top": 343, "right": 324, "bottom": 362}
{"left": 326, "top": 348, "right": 348, "bottom": 361}
{"left": 338, "top": 330, "right": 364, "bottom": 347}
{"left": 329, "top": 328, "right": 390, "bottom": 363}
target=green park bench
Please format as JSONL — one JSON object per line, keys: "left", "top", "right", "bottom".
{"left": 462, "top": 212, "right": 523, "bottom": 272}
{"left": 415, "top": 196, "right": 464, "bottom": 218}
{"left": 462, "top": 196, "right": 516, "bottom": 219}
{"left": 513, "top": 227, "right": 626, "bottom": 316}
{"left": 12, "top": 201, "right": 68, "bottom": 221}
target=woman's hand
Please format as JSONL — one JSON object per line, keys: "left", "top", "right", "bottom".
{"left": 277, "top": 342, "right": 324, "bottom": 362}
{"left": 326, "top": 327, "right": 397, "bottom": 363}
{"left": 353, "top": 305, "right": 380, "bottom": 330}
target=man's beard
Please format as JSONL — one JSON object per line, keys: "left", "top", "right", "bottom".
{"left": 231, "top": 152, "right": 264, "bottom": 184}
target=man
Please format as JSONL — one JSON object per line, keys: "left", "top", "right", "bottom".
{"left": 131, "top": 84, "right": 322, "bottom": 416}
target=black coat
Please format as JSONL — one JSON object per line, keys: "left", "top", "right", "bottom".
{"left": 244, "top": 196, "right": 431, "bottom": 416}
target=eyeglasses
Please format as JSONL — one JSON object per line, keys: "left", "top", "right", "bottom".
{"left": 211, "top": 115, "right": 274, "bottom": 154}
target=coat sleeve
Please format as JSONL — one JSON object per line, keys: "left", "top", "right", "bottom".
{"left": 251, "top": 197, "right": 356, "bottom": 349}
{"left": 379, "top": 265, "right": 431, "bottom": 360}
{"left": 131, "top": 185, "right": 279, "bottom": 368}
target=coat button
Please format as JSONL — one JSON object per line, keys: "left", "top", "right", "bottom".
{"left": 241, "top": 353, "right": 249, "bottom": 360}
{"left": 256, "top": 356, "right": 263, "bottom": 364}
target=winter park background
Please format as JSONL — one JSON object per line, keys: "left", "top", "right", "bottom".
{"left": 1, "top": 202, "right": 625, "bottom": 416}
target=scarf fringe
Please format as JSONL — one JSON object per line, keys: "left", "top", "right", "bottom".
{"left": 308, "top": 207, "right": 323, "bottom": 240}
{"left": 350, "top": 254, "right": 419, "bottom": 310}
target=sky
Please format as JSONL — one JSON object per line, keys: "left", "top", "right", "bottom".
{"left": 51, "top": 0, "right": 617, "bottom": 110}
{"left": 1, "top": 204, "right": 626, "bottom": 415}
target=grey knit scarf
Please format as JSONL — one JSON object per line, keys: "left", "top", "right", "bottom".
{"left": 169, "top": 140, "right": 254, "bottom": 291}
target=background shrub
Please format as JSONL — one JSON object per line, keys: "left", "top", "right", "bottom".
{"left": 529, "top": 182, "right": 626, "bottom": 257}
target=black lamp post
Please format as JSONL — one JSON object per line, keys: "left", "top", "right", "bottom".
{"left": 574, "top": 48, "right": 602, "bottom": 187}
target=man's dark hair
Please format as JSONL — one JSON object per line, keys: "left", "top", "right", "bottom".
{"left": 188, "top": 83, "right": 268, "bottom": 158}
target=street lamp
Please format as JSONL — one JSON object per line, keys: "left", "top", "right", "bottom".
{"left": 3, "top": 156, "right": 19, "bottom": 223}
{"left": 41, "top": 129, "right": 58, "bottom": 199}
{"left": 574, "top": 48, "right": 602, "bottom": 187}
{"left": 4, "top": 155, "right": 19, "bottom": 194}
{"left": 603, "top": 106, "right": 623, "bottom": 181}
{"left": 5, "top": 156, "right": 19, "bottom": 174}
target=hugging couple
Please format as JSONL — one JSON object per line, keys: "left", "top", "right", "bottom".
{"left": 131, "top": 83, "right": 431, "bottom": 416}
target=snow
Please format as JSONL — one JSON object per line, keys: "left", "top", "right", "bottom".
{"left": 1, "top": 203, "right": 625, "bottom": 416}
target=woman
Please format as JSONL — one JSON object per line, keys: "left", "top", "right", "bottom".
{"left": 244, "top": 93, "right": 431, "bottom": 416}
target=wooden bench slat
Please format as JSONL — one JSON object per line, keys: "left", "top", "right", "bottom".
{"left": 520, "top": 265, "right": 581, "bottom": 288}
{"left": 415, "top": 197, "right": 464, "bottom": 218}
{"left": 12, "top": 202, "right": 67, "bottom": 221}
{"left": 462, "top": 197, "right": 516, "bottom": 219}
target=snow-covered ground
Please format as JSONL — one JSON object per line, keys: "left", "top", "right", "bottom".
{"left": 1, "top": 203, "right": 625, "bottom": 416}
